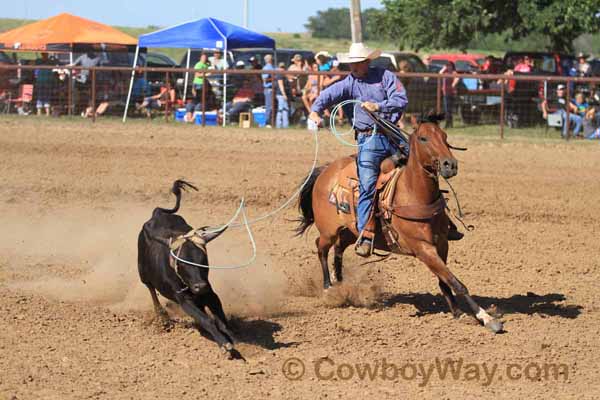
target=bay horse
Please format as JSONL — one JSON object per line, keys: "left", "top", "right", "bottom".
{"left": 295, "top": 115, "right": 503, "bottom": 333}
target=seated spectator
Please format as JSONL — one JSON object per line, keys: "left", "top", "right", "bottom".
{"left": 136, "top": 81, "right": 176, "bottom": 118}
{"left": 542, "top": 84, "right": 583, "bottom": 138}
{"left": 514, "top": 56, "right": 532, "bottom": 73}
{"left": 184, "top": 79, "right": 217, "bottom": 123}
{"left": 275, "top": 62, "right": 291, "bottom": 128}
{"left": 82, "top": 72, "right": 126, "bottom": 118}
{"left": 572, "top": 92, "right": 589, "bottom": 116}
{"left": 302, "top": 61, "right": 320, "bottom": 114}
{"left": 225, "top": 78, "right": 256, "bottom": 122}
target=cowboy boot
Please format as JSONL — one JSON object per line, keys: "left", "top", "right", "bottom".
{"left": 355, "top": 213, "right": 376, "bottom": 257}
{"left": 355, "top": 230, "right": 374, "bottom": 257}
{"left": 448, "top": 219, "right": 464, "bottom": 241}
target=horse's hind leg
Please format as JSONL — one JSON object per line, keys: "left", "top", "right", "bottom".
{"left": 316, "top": 235, "right": 335, "bottom": 290}
{"left": 416, "top": 243, "right": 503, "bottom": 333}
{"left": 334, "top": 229, "right": 355, "bottom": 283}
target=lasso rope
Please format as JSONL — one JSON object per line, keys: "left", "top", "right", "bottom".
{"left": 169, "top": 198, "right": 257, "bottom": 270}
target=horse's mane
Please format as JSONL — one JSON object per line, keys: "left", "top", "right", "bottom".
{"left": 417, "top": 112, "right": 445, "bottom": 124}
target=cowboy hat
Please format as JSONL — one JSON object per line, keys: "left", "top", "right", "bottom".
{"left": 315, "top": 50, "right": 331, "bottom": 60}
{"left": 577, "top": 52, "right": 589, "bottom": 59}
{"left": 336, "top": 42, "right": 381, "bottom": 64}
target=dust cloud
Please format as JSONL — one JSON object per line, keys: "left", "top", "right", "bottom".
{"left": 2, "top": 206, "right": 288, "bottom": 317}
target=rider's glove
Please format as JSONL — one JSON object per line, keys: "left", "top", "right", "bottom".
{"left": 361, "top": 102, "right": 379, "bottom": 112}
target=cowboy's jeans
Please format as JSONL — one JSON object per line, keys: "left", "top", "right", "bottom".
{"left": 553, "top": 109, "right": 583, "bottom": 137}
{"left": 264, "top": 88, "right": 273, "bottom": 125}
{"left": 356, "top": 132, "right": 396, "bottom": 233}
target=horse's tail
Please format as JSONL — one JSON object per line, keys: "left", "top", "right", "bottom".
{"left": 154, "top": 180, "right": 198, "bottom": 215}
{"left": 294, "top": 166, "right": 325, "bottom": 236}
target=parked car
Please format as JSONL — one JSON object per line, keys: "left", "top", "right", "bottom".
{"left": 427, "top": 53, "right": 486, "bottom": 72}
{"left": 502, "top": 51, "right": 575, "bottom": 76}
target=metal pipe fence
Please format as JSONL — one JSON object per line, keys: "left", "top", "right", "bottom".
{"left": 2, "top": 64, "right": 600, "bottom": 139}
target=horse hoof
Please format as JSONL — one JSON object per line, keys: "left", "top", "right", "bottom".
{"left": 485, "top": 319, "right": 504, "bottom": 334}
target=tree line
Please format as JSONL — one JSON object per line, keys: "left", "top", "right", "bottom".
{"left": 305, "top": 1, "right": 600, "bottom": 52}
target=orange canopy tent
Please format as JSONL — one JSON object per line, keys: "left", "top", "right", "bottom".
{"left": 0, "top": 13, "right": 136, "bottom": 51}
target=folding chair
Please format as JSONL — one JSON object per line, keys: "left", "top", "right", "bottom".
{"left": 6, "top": 84, "right": 34, "bottom": 114}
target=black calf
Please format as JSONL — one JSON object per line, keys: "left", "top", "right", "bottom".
{"left": 137, "top": 180, "right": 238, "bottom": 358}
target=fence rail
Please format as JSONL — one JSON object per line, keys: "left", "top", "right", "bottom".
{"left": 1, "top": 64, "right": 599, "bottom": 139}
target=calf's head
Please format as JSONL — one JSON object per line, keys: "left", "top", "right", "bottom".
{"left": 174, "top": 227, "right": 227, "bottom": 295}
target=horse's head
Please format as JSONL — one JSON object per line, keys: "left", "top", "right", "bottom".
{"left": 409, "top": 114, "right": 461, "bottom": 179}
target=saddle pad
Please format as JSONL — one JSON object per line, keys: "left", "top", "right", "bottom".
{"left": 328, "top": 183, "right": 354, "bottom": 215}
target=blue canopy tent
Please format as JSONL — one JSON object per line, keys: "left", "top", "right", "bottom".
{"left": 123, "top": 18, "right": 275, "bottom": 124}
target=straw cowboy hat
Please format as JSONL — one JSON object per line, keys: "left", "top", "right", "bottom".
{"left": 577, "top": 52, "right": 590, "bottom": 59}
{"left": 336, "top": 42, "right": 381, "bottom": 64}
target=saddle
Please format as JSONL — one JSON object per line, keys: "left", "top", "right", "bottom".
{"left": 328, "top": 155, "right": 447, "bottom": 225}
{"left": 328, "top": 155, "right": 403, "bottom": 222}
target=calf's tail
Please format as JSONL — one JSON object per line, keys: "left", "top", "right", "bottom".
{"left": 156, "top": 180, "right": 198, "bottom": 214}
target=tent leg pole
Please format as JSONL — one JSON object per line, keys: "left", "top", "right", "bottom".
{"left": 123, "top": 45, "right": 140, "bottom": 123}
{"left": 183, "top": 48, "right": 191, "bottom": 102}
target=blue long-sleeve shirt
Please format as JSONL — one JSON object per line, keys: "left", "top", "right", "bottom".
{"left": 311, "top": 67, "right": 408, "bottom": 131}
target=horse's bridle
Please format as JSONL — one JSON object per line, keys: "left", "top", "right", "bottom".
{"left": 411, "top": 122, "right": 466, "bottom": 178}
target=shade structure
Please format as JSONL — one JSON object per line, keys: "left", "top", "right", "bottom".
{"left": 124, "top": 18, "right": 275, "bottom": 125}
{"left": 0, "top": 13, "right": 136, "bottom": 51}
{"left": 138, "top": 17, "right": 274, "bottom": 50}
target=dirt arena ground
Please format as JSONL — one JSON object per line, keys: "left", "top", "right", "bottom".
{"left": 1, "top": 117, "right": 599, "bottom": 399}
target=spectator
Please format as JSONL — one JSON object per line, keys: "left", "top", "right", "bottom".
{"left": 225, "top": 77, "right": 255, "bottom": 122}
{"left": 248, "top": 56, "right": 262, "bottom": 70}
{"left": 288, "top": 54, "right": 307, "bottom": 96}
{"left": 193, "top": 53, "right": 209, "bottom": 91}
{"left": 262, "top": 54, "right": 275, "bottom": 128}
{"left": 209, "top": 51, "right": 228, "bottom": 71}
{"left": 322, "top": 59, "right": 343, "bottom": 89}
{"left": 70, "top": 51, "right": 101, "bottom": 84}
{"left": 82, "top": 71, "right": 126, "bottom": 118}
{"left": 275, "top": 62, "right": 291, "bottom": 128}
{"left": 315, "top": 51, "right": 331, "bottom": 89}
{"left": 572, "top": 92, "right": 589, "bottom": 117}
{"left": 542, "top": 84, "right": 583, "bottom": 138}
{"left": 315, "top": 51, "right": 332, "bottom": 71}
{"left": 439, "top": 61, "right": 460, "bottom": 129}
{"left": 34, "top": 52, "right": 54, "bottom": 116}
{"left": 576, "top": 52, "right": 591, "bottom": 77}
{"left": 184, "top": 79, "right": 217, "bottom": 123}
{"left": 514, "top": 56, "right": 532, "bottom": 73}
{"left": 302, "top": 61, "right": 320, "bottom": 114}
{"left": 136, "top": 80, "right": 176, "bottom": 118}
{"left": 132, "top": 71, "right": 150, "bottom": 103}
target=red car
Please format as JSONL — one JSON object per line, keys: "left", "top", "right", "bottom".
{"left": 427, "top": 53, "right": 486, "bottom": 72}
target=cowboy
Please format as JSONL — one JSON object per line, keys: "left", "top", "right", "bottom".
{"left": 308, "top": 43, "right": 408, "bottom": 257}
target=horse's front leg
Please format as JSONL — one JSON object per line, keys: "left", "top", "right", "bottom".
{"left": 415, "top": 242, "right": 503, "bottom": 333}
